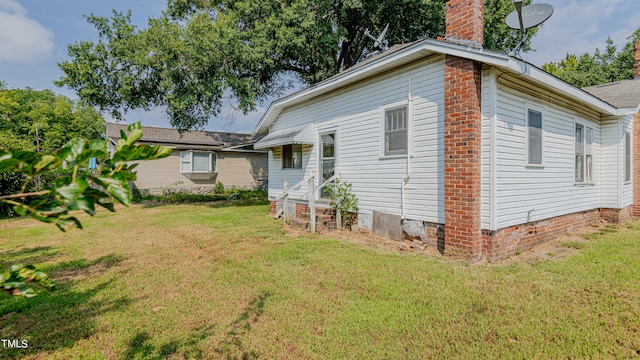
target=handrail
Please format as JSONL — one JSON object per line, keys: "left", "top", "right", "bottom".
{"left": 299, "top": 174, "right": 337, "bottom": 200}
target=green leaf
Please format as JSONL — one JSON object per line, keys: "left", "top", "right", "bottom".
{"left": 56, "top": 178, "right": 89, "bottom": 201}
{"left": 56, "top": 216, "right": 82, "bottom": 232}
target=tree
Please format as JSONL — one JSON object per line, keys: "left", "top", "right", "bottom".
{"left": 0, "top": 122, "right": 172, "bottom": 296}
{"left": 543, "top": 29, "right": 640, "bottom": 88}
{"left": 57, "top": 0, "right": 537, "bottom": 132}
{"left": 0, "top": 87, "right": 105, "bottom": 153}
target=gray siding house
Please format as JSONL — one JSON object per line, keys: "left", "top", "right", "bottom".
{"left": 107, "top": 123, "right": 268, "bottom": 193}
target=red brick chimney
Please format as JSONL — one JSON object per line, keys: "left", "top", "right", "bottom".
{"left": 635, "top": 40, "right": 640, "bottom": 78}
{"left": 443, "top": 0, "right": 485, "bottom": 261}
{"left": 445, "top": 0, "right": 484, "bottom": 48}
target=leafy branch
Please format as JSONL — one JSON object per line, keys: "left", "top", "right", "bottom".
{"left": 0, "top": 122, "right": 171, "bottom": 296}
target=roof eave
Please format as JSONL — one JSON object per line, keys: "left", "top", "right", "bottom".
{"left": 255, "top": 39, "right": 619, "bottom": 133}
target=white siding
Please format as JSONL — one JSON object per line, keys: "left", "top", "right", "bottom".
{"left": 481, "top": 66, "right": 495, "bottom": 230}
{"left": 495, "top": 83, "right": 602, "bottom": 229}
{"left": 600, "top": 114, "right": 633, "bottom": 209}
{"left": 269, "top": 55, "right": 445, "bottom": 222}
{"left": 600, "top": 117, "right": 620, "bottom": 208}
{"left": 622, "top": 115, "right": 634, "bottom": 207}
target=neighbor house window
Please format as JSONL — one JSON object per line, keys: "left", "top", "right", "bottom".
{"left": 384, "top": 106, "right": 408, "bottom": 156}
{"left": 180, "top": 151, "right": 217, "bottom": 173}
{"left": 625, "top": 131, "right": 631, "bottom": 182}
{"left": 282, "top": 144, "right": 302, "bottom": 169}
{"left": 575, "top": 123, "right": 593, "bottom": 183}
{"left": 527, "top": 108, "right": 543, "bottom": 165}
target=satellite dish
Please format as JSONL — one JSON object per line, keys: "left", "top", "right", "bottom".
{"left": 506, "top": 3, "right": 554, "bottom": 31}
{"left": 505, "top": 2, "right": 554, "bottom": 56}
{"left": 364, "top": 23, "right": 389, "bottom": 49}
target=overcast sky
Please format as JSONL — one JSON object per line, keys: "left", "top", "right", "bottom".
{"left": 1, "top": 0, "right": 639, "bottom": 133}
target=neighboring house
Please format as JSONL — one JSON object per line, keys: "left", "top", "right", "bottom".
{"left": 106, "top": 123, "right": 268, "bottom": 193}
{"left": 254, "top": 0, "right": 640, "bottom": 262}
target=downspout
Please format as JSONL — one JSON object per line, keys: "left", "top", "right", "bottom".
{"left": 402, "top": 79, "right": 413, "bottom": 220}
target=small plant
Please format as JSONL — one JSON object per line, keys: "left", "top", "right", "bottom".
{"left": 328, "top": 179, "right": 359, "bottom": 228}
{"left": 515, "top": 250, "right": 522, "bottom": 256}
{"left": 213, "top": 181, "right": 225, "bottom": 194}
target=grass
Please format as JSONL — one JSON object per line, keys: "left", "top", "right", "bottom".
{"left": 1, "top": 200, "right": 639, "bottom": 359}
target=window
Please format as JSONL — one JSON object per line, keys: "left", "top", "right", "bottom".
{"left": 320, "top": 133, "right": 336, "bottom": 199}
{"left": 282, "top": 144, "right": 302, "bottom": 169}
{"left": 384, "top": 106, "right": 408, "bottom": 156}
{"left": 625, "top": 131, "right": 631, "bottom": 182}
{"left": 575, "top": 123, "right": 593, "bottom": 183}
{"left": 180, "top": 151, "right": 217, "bottom": 173}
{"left": 527, "top": 109, "right": 543, "bottom": 165}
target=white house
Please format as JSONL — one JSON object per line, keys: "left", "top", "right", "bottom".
{"left": 254, "top": 0, "right": 640, "bottom": 262}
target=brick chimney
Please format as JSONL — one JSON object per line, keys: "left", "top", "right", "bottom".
{"left": 445, "top": 0, "right": 484, "bottom": 48}
{"left": 443, "top": 0, "right": 485, "bottom": 261}
{"left": 635, "top": 40, "right": 640, "bottom": 78}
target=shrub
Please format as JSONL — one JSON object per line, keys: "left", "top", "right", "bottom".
{"left": 328, "top": 179, "right": 359, "bottom": 228}
{"left": 213, "top": 181, "right": 225, "bottom": 194}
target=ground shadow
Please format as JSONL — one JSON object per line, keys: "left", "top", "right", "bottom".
{"left": 0, "top": 255, "right": 130, "bottom": 359}
{"left": 122, "top": 325, "right": 217, "bottom": 360}
{"left": 215, "top": 291, "right": 271, "bottom": 359}
{"left": 0, "top": 246, "right": 59, "bottom": 267}
{"left": 118, "top": 292, "right": 270, "bottom": 359}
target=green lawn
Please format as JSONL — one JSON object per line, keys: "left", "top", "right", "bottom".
{"left": 1, "top": 200, "right": 639, "bottom": 359}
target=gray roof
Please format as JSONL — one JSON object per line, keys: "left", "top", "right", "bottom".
{"left": 106, "top": 123, "right": 259, "bottom": 148}
{"left": 582, "top": 78, "right": 640, "bottom": 109}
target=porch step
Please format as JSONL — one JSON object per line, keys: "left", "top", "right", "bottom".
{"left": 292, "top": 212, "right": 337, "bottom": 231}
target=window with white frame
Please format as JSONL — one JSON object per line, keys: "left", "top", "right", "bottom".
{"left": 180, "top": 151, "right": 217, "bottom": 173}
{"left": 575, "top": 123, "right": 593, "bottom": 183}
{"left": 625, "top": 131, "right": 631, "bottom": 182}
{"left": 526, "top": 108, "right": 543, "bottom": 165}
{"left": 282, "top": 144, "right": 302, "bottom": 169}
{"left": 384, "top": 106, "right": 408, "bottom": 156}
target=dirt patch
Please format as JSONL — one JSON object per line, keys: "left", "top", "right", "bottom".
{"left": 287, "top": 218, "right": 619, "bottom": 265}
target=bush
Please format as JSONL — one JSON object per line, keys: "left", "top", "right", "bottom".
{"left": 213, "top": 181, "right": 225, "bottom": 194}
{"left": 133, "top": 188, "right": 267, "bottom": 204}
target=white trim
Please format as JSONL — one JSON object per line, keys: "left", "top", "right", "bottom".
{"left": 179, "top": 151, "right": 217, "bottom": 174}
{"left": 281, "top": 143, "right": 303, "bottom": 170}
{"left": 624, "top": 130, "right": 632, "bottom": 184}
{"left": 255, "top": 39, "right": 618, "bottom": 134}
{"left": 618, "top": 120, "right": 623, "bottom": 208}
{"left": 573, "top": 118, "right": 594, "bottom": 185}
{"left": 489, "top": 67, "right": 498, "bottom": 231}
{"left": 524, "top": 101, "right": 545, "bottom": 167}
{"left": 318, "top": 129, "right": 338, "bottom": 201}
{"left": 379, "top": 100, "right": 410, "bottom": 158}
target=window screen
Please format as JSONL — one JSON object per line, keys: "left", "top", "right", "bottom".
{"left": 385, "top": 106, "right": 407, "bottom": 156}
{"left": 528, "top": 109, "right": 543, "bottom": 165}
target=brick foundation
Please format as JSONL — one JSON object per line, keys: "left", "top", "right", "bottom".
{"left": 482, "top": 210, "right": 600, "bottom": 262}
{"left": 481, "top": 206, "right": 633, "bottom": 262}
{"left": 269, "top": 200, "right": 277, "bottom": 215}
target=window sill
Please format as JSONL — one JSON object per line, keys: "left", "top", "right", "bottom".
{"left": 181, "top": 172, "right": 217, "bottom": 180}
{"left": 380, "top": 154, "right": 407, "bottom": 160}
{"left": 573, "top": 182, "right": 595, "bottom": 187}
{"left": 281, "top": 167, "right": 303, "bottom": 170}
{"left": 525, "top": 163, "right": 545, "bottom": 169}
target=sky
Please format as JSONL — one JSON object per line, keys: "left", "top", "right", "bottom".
{"left": 1, "top": 0, "right": 639, "bottom": 133}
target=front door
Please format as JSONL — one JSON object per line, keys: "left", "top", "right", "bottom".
{"left": 320, "top": 132, "right": 335, "bottom": 199}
